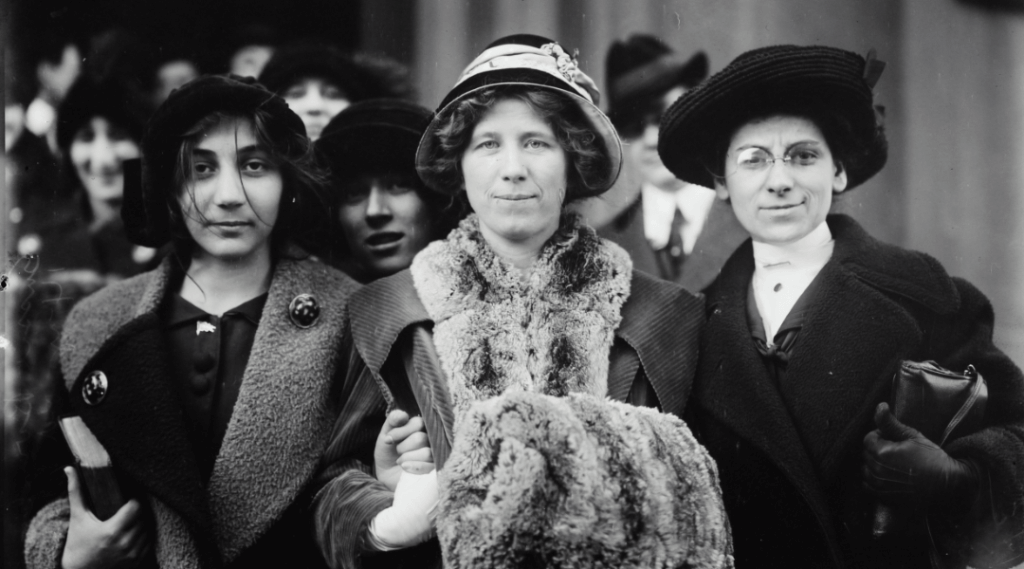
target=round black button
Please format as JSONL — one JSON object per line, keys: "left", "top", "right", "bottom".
{"left": 289, "top": 294, "right": 320, "bottom": 328}
{"left": 194, "top": 353, "right": 216, "bottom": 374}
{"left": 190, "top": 373, "right": 212, "bottom": 395}
{"left": 82, "top": 371, "right": 108, "bottom": 406}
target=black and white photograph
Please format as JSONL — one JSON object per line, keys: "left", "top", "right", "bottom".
{"left": 3, "top": 1, "right": 1024, "bottom": 568}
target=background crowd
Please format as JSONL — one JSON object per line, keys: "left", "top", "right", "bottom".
{"left": 3, "top": 1, "right": 1024, "bottom": 569}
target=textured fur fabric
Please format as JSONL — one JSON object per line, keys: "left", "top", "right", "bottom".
{"left": 411, "top": 214, "right": 632, "bottom": 420}
{"left": 438, "top": 391, "right": 733, "bottom": 569}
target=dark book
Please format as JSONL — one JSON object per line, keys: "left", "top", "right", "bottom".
{"left": 59, "top": 416, "right": 126, "bottom": 520}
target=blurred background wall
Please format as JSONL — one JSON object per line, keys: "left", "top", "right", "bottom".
{"left": 3, "top": 0, "right": 1023, "bottom": 566}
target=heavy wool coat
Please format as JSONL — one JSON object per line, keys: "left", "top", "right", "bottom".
{"left": 312, "top": 219, "right": 707, "bottom": 569}
{"left": 689, "top": 214, "right": 1024, "bottom": 569}
{"left": 25, "top": 256, "right": 359, "bottom": 569}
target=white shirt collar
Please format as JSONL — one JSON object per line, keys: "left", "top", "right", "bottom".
{"left": 640, "top": 182, "right": 716, "bottom": 253}
{"left": 751, "top": 221, "right": 834, "bottom": 343}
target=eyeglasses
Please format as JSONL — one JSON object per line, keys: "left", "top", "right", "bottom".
{"left": 732, "top": 145, "right": 823, "bottom": 173}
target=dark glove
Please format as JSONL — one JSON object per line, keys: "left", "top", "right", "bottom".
{"left": 863, "top": 402, "right": 980, "bottom": 508}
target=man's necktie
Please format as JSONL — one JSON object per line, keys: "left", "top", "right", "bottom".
{"left": 665, "top": 207, "right": 686, "bottom": 278}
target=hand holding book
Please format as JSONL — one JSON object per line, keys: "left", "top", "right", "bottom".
{"left": 62, "top": 468, "right": 151, "bottom": 569}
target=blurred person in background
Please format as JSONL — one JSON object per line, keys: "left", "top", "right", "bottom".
{"left": 315, "top": 98, "right": 463, "bottom": 282}
{"left": 223, "top": 22, "right": 280, "bottom": 79}
{"left": 259, "top": 42, "right": 413, "bottom": 141}
{"left": 18, "top": 75, "right": 157, "bottom": 278}
{"left": 24, "top": 30, "right": 83, "bottom": 155}
{"left": 594, "top": 34, "right": 747, "bottom": 292}
{"left": 149, "top": 48, "right": 201, "bottom": 108}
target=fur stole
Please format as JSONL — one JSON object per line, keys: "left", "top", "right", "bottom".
{"left": 438, "top": 391, "right": 734, "bottom": 569}
{"left": 410, "top": 213, "right": 632, "bottom": 420}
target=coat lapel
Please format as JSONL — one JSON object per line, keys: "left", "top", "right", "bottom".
{"left": 206, "top": 258, "right": 356, "bottom": 563}
{"left": 697, "top": 243, "right": 835, "bottom": 528}
{"left": 62, "top": 262, "right": 212, "bottom": 538}
{"left": 349, "top": 271, "right": 456, "bottom": 467}
{"left": 615, "top": 271, "right": 704, "bottom": 417}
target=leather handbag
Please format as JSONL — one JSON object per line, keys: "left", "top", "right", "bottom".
{"left": 873, "top": 360, "right": 988, "bottom": 568}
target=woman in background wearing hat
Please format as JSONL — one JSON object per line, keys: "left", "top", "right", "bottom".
{"left": 660, "top": 45, "right": 1024, "bottom": 568}
{"left": 259, "top": 43, "right": 413, "bottom": 141}
{"left": 316, "top": 99, "right": 463, "bottom": 283}
{"left": 17, "top": 75, "right": 156, "bottom": 277}
{"left": 312, "top": 35, "right": 731, "bottom": 569}
{"left": 24, "top": 75, "right": 361, "bottom": 569}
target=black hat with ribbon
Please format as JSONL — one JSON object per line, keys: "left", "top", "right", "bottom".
{"left": 415, "top": 34, "right": 622, "bottom": 195}
{"left": 658, "top": 44, "right": 888, "bottom": 190}
{"left": 605, "top": 34, "right": 708, "bottom": 132}
{"left": 122, "top": 74, "right": 305, "bottom": 247}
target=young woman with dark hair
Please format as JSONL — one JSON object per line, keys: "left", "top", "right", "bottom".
{"left": 24, "top": 75, "right": 365, "bottom": 569}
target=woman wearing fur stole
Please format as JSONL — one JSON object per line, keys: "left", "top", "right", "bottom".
{"left": 312, "top": 35, "right": 732, "bottom": 569}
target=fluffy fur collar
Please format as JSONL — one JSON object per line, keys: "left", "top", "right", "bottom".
{"left": 410, "top": 213, "right": 632, "bottom": 419}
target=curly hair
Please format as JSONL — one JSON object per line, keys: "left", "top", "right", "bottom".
{"left": 167, "top": 109, "right": 333, "bottom": 259}
{"left": 703, "top": 96, "right": 885, "bottom": 195}
{"left": 422, "top": 85, "right": 612, "bottom": 204}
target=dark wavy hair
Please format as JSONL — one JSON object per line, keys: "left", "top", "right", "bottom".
{"left": 705, "top": 96, "right": 885, "bottom": 195}
{"left": 422, "top": 85, "right": 612, "bottom": 204}
{"left": 166, "top": 109, "right": 332, "bottom": 260}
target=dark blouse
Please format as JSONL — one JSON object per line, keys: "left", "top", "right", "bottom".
{"left": 163, "top": 291, "right": 268, "bottom": 480}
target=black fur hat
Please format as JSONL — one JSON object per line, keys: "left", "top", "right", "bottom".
{"left": 122, "top": 74, "right": 305, "bottom": 247}
{"left": 658, "top": 44, "right": 888, "bottom": 190}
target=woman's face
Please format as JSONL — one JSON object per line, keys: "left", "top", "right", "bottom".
{"left": 460, "top": 98, "right": 567, "bottom": 248}
{"left": 338, "top": 174, "right": 435, "bottom": 279}
{"left": 70, "top": 116, "right": 141, "bottom": 204}
{"left": 716, "top": 115, "right": 847, "bottom": 245}
{"left": 282, "top": 77, "right": 350, "bottom": 141}
{"left": 178, "top": 116, "right": 283, "bottom": 263}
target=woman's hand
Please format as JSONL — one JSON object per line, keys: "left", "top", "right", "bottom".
{"left": 374, "top": 410, "right": 434, "bottom": 492}
{"left": 61, "top": 467, "right": 151, "bottom": 569}
{"left": 862, "top": 403, "right": 979, "bottom": 506}
{"left": 368, "top": 469, "right": 439, "bottom": 550}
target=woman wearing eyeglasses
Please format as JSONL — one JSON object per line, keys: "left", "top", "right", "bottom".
{"left": 659, "top": 46, "right": 1024, "bottom": 568}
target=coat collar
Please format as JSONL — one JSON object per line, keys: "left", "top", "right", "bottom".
{"left": 826, "top": 214, "right": 959, "bottom": 314}
{"left": 61, "top": 255, "right": 358, "bottom": 564}
{"left": 698, "top": 214, "right": 944, "bottom": 541}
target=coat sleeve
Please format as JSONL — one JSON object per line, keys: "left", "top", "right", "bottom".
{"left": 310, "top": 350, "right": 395, "bottom": 569}
{"left": 930, "top": 277, "right": 1024, "bottom": 568}
{"left": 24, "top": 498, "right": 69, "bottom": 569}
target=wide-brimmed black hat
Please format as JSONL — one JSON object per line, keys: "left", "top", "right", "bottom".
{"left": 415, "top": 34, "right": 622, "bottom": 195}
{"left": 605, "top": 34, "right": 707, "bottom": 129}
{"left": 57, "top": 76, "right": 149, "bottom": 150}
{"left": 123, "top": 74, "right": 305, "bottom": 247}
{"left": 316, "top": 98, "right": 431, "bottom": 180}
{"left": 658, "top": 45, "right": 888, "bottom": 190}
{"left": 258, "top": 43, "right": 367, "bottom": 99}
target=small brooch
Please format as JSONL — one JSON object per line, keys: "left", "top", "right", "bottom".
{"left": 196, "top": 321, "right": 217, "bottom": 335}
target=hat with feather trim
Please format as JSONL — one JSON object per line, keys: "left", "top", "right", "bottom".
{"left": 122, "top": 74, "right": 305, "bottom": 247}
{"left": 658, "top": 44, "right": 888, "bottom": 190}
{"left": 415, "top": 34, "right": 622, "bottom": 196}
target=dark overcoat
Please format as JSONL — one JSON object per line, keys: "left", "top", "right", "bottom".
{"left": 25, "top": 256, "right": 359, "bottom": 569}
{"left": 690, "top": 214, "right": 1024, "bottom": 569}
{"left": 312, "top": 268, "right": 705, "bottom": 569}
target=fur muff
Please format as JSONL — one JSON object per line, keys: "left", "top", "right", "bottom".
{"left": 411, "top": 213, "right": 633, "bottom": 421}
{"left": 437, "top": 391, "right": 733, "bottom": 569}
